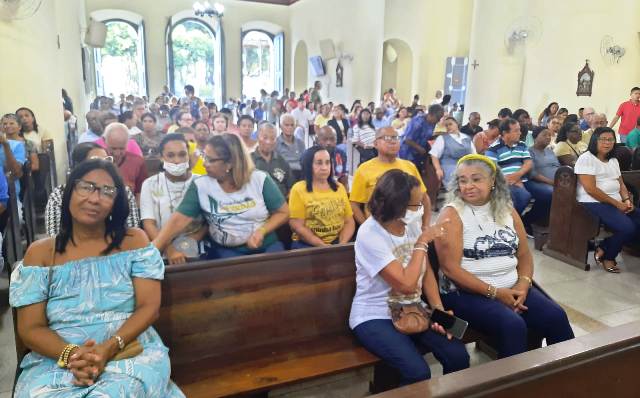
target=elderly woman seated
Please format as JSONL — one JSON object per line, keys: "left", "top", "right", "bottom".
{"left": 435, "top": 154, "right": 574, "bottom": 358}
{"left": 154, "top": 133, "right": 289, "bottom": 259}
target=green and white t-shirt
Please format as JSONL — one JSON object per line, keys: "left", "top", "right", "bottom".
{"left": 177, "top": 170, "right": 285, "bottom": 251}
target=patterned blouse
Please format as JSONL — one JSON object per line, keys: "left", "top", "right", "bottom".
{"left": 45, "top": 184, "right": 141, "bottom": 237}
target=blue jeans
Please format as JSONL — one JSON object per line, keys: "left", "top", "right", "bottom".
{"left": 207, "top": 240, "right": 285, "bottom": 259}
{"left": 352, "top": 319, "right": 469, "bottom": 385}
{"left": 441, "top": 287, "right": 574, "bottom": 358}
{"left": 582, "top": 203, "right": 640, "bottom": 260}
{"left": 509, "top": 184, "right": 532, "bottom": 214}
{"left": 522, "top": 180, "right": 553, "bottom": 225}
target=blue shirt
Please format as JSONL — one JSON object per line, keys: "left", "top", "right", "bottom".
{"left": 78, "top": 130, "right": 101, "bottom": 143}
{"left": 0, "top": 165, "right": 8, "bottom": 208}
{"left": 0, "top": 140, "right": 26, "bottom": 198}
{"left": 372, "top": 116, "right": 391, "bottom": 130}
{"left": 580, "top": 119, "right": 589, "bottom": 131}
{"left": 485, "top": 138, "right": 531, "bottom": 182}
{"left": 399, "top": 115, "right": 435, "bottom": 162}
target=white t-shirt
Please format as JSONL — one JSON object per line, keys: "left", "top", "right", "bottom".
{"left": 291, "top": 108, "right": 312, "bottom": 133}
{"left": 139, "top": 172, "right": 200, "bottom": 230}
{"left": 349, "top": 217, "right": 422, "bottom": 329}
{"left": 129, "top": 126, "right": 142, "bottom": 136}
{"left": 574, "top": 151, "right": 622, "bottom": 202}
{"left": 429, "top": 132, "right": 477, "bottom": 158}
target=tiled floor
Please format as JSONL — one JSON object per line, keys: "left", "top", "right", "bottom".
{"left": 2, "top": 241, "right": 640, "bottom": 396}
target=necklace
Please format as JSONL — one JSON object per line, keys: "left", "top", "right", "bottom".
{"left": 470, "top": 206, "right": 495, "bottom": 232}
{"left": 164, "top": 173, "right": 188, "bottom": 213}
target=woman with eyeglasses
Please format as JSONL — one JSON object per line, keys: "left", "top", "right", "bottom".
{"left": 140, "top": 134, "right": 206, "bottom": 265}
{"left": 435, "top": 154, "right": 573, "bottom": 359}
{"left": 10, "top": 159, "right": 185, "bottom": 397}
{"left": 154, "top": 133, "right": 289, "bottom": 259}
{"left": 288, "top": 146, "right": 354, "bottom": 249}
{"left": 45, "top": 142, "right": 140, "bottom": 236}
{"left": 576, "top": 127, "right": 640, "bottom": 273}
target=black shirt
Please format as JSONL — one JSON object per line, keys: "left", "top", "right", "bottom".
{"left": 461, "top": 123, "right": 483, "bottom": 137}
{"left": 251, "top": 151, "right": 294, "bottom": 196}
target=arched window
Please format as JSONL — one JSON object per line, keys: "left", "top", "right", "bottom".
{"left": 167, "top": 18, "right": 218, "bottom": 103}
{"left": 241, "top": 30, "right": 283, "bottom": 100}
{"left": 94, "top": 19, "right": 147, "bottom": 97}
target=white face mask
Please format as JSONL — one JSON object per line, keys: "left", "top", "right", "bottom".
{"left": 163, "top": 161, "right": 189, "bottom": 177}
{"left": 400, "top": 207, "right": 424, "bottom": 226}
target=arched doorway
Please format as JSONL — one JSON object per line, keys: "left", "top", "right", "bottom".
{"left": 293, "top": 40, "right": 308, "bottom": 95}
{"left": 381, "top": 39, "right": 413, "bottom": 104}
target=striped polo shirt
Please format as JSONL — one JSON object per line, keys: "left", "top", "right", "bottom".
{"left": 485, "top": 138, "right": 531, "bottom": 182}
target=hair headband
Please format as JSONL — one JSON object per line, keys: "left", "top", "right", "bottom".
{"left": 457, "top": 154, "right": 497, "bottom": 173}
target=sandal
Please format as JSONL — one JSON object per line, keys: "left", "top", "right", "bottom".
{"left": 594, "top": 248, "right": 620, "bottom": 273}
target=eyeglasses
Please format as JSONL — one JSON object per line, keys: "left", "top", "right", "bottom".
{"left": 74, "top": 180, "right": 118, "bottom": 201}
{"left": 88, "top": 155, "right": 114, "bottom": 163}
{"left": 598, "top": 138, "right": 616, "bottom": 143}
{"left": 377, "top": 135, "right": 400, "bottom": 142}
{"left": 201, "top": 155, "right": 226, "bottom": 164}
{"left": 407, "top": 203, "right": 423, "bottom": 210}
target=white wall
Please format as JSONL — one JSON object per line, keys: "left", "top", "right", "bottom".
{"left": 0, "top": 0, "right": 86, "bottom": 180}
{"left": 384, "top": 0, "right": 473, "bottom": 106}
{"left": 85, "top": 0, "right": 291, "bottom": 101}
{"left": 289, "top": 0, "right": 386, "bottom": 105}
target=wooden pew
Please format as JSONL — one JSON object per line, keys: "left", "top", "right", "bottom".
{"left": 370, "top": 320, "right": 640, "bottom": 398}
{"left": 154, "top": 244, "right": 379, "bottom": 397}
{"left": 4, "top": 175, "right": 24, "bottom": 266}
{"left": 543, "top": 166, "right": 599, "bottom": 270}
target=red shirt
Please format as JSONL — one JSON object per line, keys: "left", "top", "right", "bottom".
{"left": 615, "top": 100, "right": 640, "bottom": 135}
{"left": 117, "top": 153, "right": 147, "bottom": 195}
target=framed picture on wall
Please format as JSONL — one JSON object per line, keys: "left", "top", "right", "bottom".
{"left": 576, "top": 60, "right": 594, "bottom": 97}
{"left": 336, "top": 62, "right": 343, "bottom": 87}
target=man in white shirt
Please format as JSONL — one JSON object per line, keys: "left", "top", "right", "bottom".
{"left": 291, "top": 101, "right": 313, "bottom": 145}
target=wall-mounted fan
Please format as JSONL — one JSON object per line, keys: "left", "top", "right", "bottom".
{"left": 504, "top": 16, "right": 542, "bottom": 55}
{"left": 0, "top": 0, "right": 43, "bottom": 21}
{"left": 600, "top": 35, "right": 625, "bottom": 64}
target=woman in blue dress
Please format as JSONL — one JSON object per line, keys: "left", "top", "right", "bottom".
{"left": 9, "top": 159, "right": 184, "bottom": 397}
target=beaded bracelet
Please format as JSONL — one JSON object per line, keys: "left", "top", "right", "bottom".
{"left": 57, "top": 344, "right": 79, "bottom": 368}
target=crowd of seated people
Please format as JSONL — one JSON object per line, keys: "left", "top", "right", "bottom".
{"left": 9, "top": 81, "right": 640, "bottom": 395}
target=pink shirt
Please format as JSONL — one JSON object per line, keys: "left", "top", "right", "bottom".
{"left": 615, "top": 100, "right": 640, "bottom": 135}
{"left": 96, "top": 137, "right": 143, "bottom": 157}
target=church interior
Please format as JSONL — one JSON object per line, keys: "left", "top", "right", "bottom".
{"left": 1, "top": 0, "right": 640, "bottom": 397}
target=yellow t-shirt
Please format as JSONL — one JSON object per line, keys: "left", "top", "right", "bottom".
{"left": 314, "top": 114, "right": 331, "bottom": 128}
{"left": 350, "top": 158, "right": 427, "bottom": 204}
{"left": 189, "top": 142, "right": 207, "bottom": 175}
{"left": 289, "top": 181, "right": 353, "bottom": 244}
{"left": 554, "top": 141, "right": 587, "bottom": 158}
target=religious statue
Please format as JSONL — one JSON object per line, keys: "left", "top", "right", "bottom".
{"left": 336, "top": 62, "right": 343, "bottom": 88}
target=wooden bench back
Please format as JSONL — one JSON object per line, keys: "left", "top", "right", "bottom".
{"left": 145, "top": 157, "right": 163, "bottom": 177}
{"left": 543, "top": 166, "right": 599, "bottom": 269}
{"left": 154, "top": 244, "right": 357, "bottom": 368}
{"left": 371, "top": 320, "right": 640, "bottom": 398}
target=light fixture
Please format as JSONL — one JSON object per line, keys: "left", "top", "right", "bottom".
{"left": 193, "top": 1, "right": 224, "bottom": 18}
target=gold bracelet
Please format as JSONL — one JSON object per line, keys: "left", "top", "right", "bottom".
{"left": 258, "top": 226, "right": 268, "bottom": 235}
{"left": 518, "top": 276, "right": 533, "bottom": 287}
{"left": 57, "top": 343, "right": 79, "bottom": 368}
{"left": 486, "top": 285, "right": 497, "bottom": 300}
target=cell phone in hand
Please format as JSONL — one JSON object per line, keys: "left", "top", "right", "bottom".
{"left": 431, "top": 309, "right": 468, "bottom": 340}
